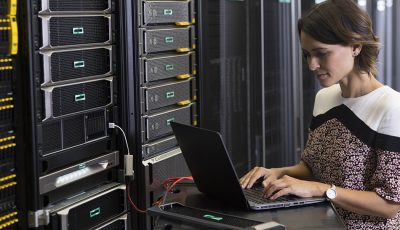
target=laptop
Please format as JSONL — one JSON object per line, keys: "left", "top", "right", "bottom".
{"left": 170, "top": 122, "right": 326, "bottom": 210}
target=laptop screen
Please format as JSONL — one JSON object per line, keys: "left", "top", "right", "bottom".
{"left": 171, "top": 122, "right": 250, "bottom": 209}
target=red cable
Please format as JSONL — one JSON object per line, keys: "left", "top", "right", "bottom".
{"left": 127, "top": 184, "right": 147, "bottom": 213}
{"left": 166, "top": 176, "right": 193, "bottom": 193}
{"left": 156, "top": 176, "right": 193, "bottom": 206}
{"left": 128, "top": 176, "right": 194, "bottom": 211}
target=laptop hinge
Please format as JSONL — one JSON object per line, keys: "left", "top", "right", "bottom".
{"left": 28, "top": 209, "right": 50, "bottom": 227}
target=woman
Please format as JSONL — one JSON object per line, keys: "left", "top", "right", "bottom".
{"left": 240, "top": 0, "right": 400, "bottom": 229}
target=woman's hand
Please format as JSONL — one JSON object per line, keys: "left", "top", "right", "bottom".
{"left": 264, "top": 175, "right": 324, "bottom": 199}
{"left": 240, "top": 163, "right": 321, "bottom": 199}
{"left": 239, "top": 166, "right": 283, "bottom": 189}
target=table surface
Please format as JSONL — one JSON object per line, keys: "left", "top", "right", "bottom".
{"left": 151, "top": 184, "right": 346, "bottom": 230}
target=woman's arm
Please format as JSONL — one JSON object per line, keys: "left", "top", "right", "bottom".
{"left": 275, "top": 161, "right": 314, "bottom": 180}
{"left": 266, "top": 177, "right": 400, "bottom": 219}
{"left": 241, "top": 162, "right": 400, "bottom": 218}
{"left": 324, "top": 185, "right": 400, "bottom": 219}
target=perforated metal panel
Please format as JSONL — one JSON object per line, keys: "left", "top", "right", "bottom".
{"left": 40, "top": 15, "right": 112, "bottom": 49}
{"left": 142, "top": 104, "right": 192, "bottom": 142}
{"left": 143, "top": 1, "right": 190, "bottom": 25}
{"left": 41, "top": 46, "right": 112, "bottom": 84}
{"left": 41, "top": 121, "right": 62, "bottom": 154}
{"left": 86, "top": 110, "right": 106, "bottom": 141}
{"left": 39, "top": 110, "right": 109, "bottom": 156}
{"left": 43, "top": 77, "right": 113, "bottom": 119}
{"left": 41, "top": 0, "right": 111, "bottom": 12}
{"left": 140, "top": 53, "right": 193, "bottom": 83}
{"left": 63, "top": 114, "right": 85, "bottom": 148}
{"left": 141, "top": 26, "right": 191, "bottom": 54}
{"left": 142, "top": 79, "right": 191, "bottom": 112}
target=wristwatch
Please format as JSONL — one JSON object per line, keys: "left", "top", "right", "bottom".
{"left": 326, "top": 184, "right": 337, "bottom": 200}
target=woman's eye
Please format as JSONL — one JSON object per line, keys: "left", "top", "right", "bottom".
{"left": 302, "top": 53, "right": 310, "bottom": 59}
{"left": 316, "top": 52, "right": 327, "bottom": 57}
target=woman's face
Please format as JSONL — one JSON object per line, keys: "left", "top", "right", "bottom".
{"left": 300, "top": 31, "right": 356, "bottom": 87}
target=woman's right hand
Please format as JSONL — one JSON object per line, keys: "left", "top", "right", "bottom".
{"left": 239, "top": 166, "right": 282, "bottom": 189}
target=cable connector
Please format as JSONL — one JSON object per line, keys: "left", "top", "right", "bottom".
{"left": 108, "top": 122, "right": 131, "bottom": 156}
{"left": 108, "top": 122, "right": 115, "bottom": 129}
{"left": 124, "top": 155, "right": 134, "bottom": 178}
{"left": 108, "top": 123, "right": 134, "bottom": 180}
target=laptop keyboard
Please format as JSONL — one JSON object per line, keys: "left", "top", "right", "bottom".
{"left": 243, "top": 186, "right": 296, "bottom": 204}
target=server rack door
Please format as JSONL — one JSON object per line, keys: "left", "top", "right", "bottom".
{"left": 199, "top": 0, "right": 264, "bottom": 177}
{"left": 199, "top": 0, "right": 315, "bottom": 174}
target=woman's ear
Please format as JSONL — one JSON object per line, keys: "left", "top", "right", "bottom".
{"left": 352, "top": 45, "right": 362, "bottom": 57}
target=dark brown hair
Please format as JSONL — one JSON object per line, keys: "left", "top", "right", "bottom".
{"left": 298, "top": 0, "right": 380, "bottom": 77}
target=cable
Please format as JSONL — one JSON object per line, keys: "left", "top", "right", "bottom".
{"left": 126, "top": 176, "right": 193, "bottom": 213}
{"left": 127, "top": 183, "right": 147, "bottom": 214}
{"left": 153, "top": 176, "right": 193, "bottom": 207}
{"left": 109, "top": 124, "right": 193, "bottom": 211}
{"left": 108, "top": 123, "right": 131, "bottom": 155}
{"left": 109, "top": 122, "right": 134, "bottom": 177}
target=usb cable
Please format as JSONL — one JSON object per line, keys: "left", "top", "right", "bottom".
{"left": 108, "top": 123, "right": 134, "bottom": 178}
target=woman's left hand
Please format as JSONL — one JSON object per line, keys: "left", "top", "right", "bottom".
{"left": 264, "top": 175, "right": 324, "bottom": 199}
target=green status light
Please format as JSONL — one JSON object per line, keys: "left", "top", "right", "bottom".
{"left": 203, "top": 214, "right": 223, "bottom": 221}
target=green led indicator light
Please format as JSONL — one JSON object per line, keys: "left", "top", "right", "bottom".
{"left": 166, "top": 118, "right": 175, "bottom": 126}
{"left": 75, "top": 93, "right": 86, "bottom": 102}
{"left": 74, "top": 60, "right": 85, "bottom": 68}
{"left": 165, "top": 64, "right": 174, "bottom": 71}
{"left": 89, "top": 207, "right": 101, "bottom": 218}
{"left": 73, "top": 27, "right": 84, "bottom": 35}
{"left": 78, "top": 163, "right": 86, "bottom": 169}
{"left": 164, "top": 9, "right": 173, "bottom": 15}
{"left": 165, "top": 36, "right": 174, "bottom": 43}
{"left": 203, "top": 214, "right": 223, "bottom": 221}
{"left": 166, "top": 91, "right": 175, "bottom": 98}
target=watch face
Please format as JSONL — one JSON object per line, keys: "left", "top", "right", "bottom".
{"left": 327, "top": 189, "right": 336, "bottom": 199}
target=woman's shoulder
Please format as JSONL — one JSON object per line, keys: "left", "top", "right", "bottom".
{"left": 378, "top": 86, "right": 400, "bottom": 108}
{"left": 371, "top": 86, "right": 400, "bottom": 118}
{"left": 375, "top": 86, "right": 400, "bottom": 137}
{"left": 313, "top": 84, "right": 342, "bottom": 116}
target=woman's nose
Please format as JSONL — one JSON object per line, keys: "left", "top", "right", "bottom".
{"left": 308, "top": 57, "right": 320, "bottom": 71}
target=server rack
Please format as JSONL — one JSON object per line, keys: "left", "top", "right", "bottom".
{"left": 6, "top": 1, "right": 324, "bottom": 229}
{"left": 126, "top": 1, "right": 198, "bottom": 229}
{"left": 198, "top": 0, "right": 265, "bottom": 176}
{"left": 199, "top": 0, "right": 315, "bottom": 176}
{"left": 17, "top": 0, "right": 129, "bottom": 229}
{"left": 0, "top": 0, "right": 18, "bottom": 229}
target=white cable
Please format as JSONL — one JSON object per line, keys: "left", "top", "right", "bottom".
{"left": 109, "top": 123, "right": 131, "bottom": 156}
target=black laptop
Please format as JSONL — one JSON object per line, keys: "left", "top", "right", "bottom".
{"left": 170, "top": 122, "right": 326, "bottom": 210}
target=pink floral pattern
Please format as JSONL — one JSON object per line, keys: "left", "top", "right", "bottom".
{"left": 302, "top": 118, "right": 400, "bottom": 230}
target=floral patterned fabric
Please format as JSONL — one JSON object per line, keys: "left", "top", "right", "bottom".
{"left": 302, "top": 84, "right": 400, "bottom": 230}
{"left": 303, "top": 117, "right": 400, "bottom": 229}
{"left": 302, "top": 85, "right": 400, "bottom": 229}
